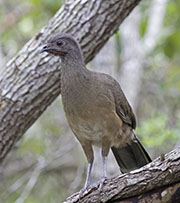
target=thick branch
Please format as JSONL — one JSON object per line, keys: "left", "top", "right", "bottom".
{"left": 65, "top": 147, "right": 180, "bottom": 203}
{"left": 0, "top": 0, "right": 141, "bottom": 162}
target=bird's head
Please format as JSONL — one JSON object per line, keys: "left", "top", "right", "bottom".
{"left": 41, "top": 33, "right": 84, "bottom": 63}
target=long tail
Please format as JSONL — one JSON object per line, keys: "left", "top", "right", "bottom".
{"left": 111, "top": 136, "right": 151, "bottom": 173}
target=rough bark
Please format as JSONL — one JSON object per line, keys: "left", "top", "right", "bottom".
{"left": 65, "top": 147, "right": 180, "bottom": 203}
{"left": 0, "top": 0, "right": 141, "bottom": 162}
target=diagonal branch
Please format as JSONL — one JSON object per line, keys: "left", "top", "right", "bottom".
{"left": 65, "top": 147, "right": 180, "bottom": 203}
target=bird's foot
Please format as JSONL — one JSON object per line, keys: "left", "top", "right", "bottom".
{"left": 78, "top": 184, "right": 90, "bottom": 198}
{"left": 98, "top": 176, "right": 107, "bottom": 192}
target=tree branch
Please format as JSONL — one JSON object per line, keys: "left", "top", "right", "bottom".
{"left": 0, "top": 0, "right": 141, "bottom": 163}
{"left": 65, "top": 147, "right": 180, "bottom": 203}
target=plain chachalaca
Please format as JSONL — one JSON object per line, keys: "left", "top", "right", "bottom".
{"left": 41, "top": 33, "right": 151, "bottom": 191}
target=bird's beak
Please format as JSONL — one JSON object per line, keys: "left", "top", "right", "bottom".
{"left": 40, "top": 44, "right": 67, "bottom": 56}
{"left": 40, "top": 45, "right": 50, "bottom": 53}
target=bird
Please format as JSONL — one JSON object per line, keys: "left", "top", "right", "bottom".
{"left": 41, "top": 33, "right": 151, "bottom": 192}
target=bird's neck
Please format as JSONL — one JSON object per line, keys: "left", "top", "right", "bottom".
{"left": 60, "top": 57, "right": 90, "bottom": 90}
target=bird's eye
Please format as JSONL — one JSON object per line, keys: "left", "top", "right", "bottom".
{"left": 57, "top": 41, "right": 63, "bottom": 46}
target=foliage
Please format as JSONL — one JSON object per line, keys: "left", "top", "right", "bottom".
{"left": 0, "top": 0, "right": 63, "bottom": 58}
{"left": 137, "top": 114, "right": 179, "bottom": 147}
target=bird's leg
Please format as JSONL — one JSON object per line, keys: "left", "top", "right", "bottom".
{"left": 79, "top": 161, "right": 93, "bottom": 199}
{"left": 102, "top": 156, "right": 108, "bottom": 178}
{"left": 83, "top": 161, "right": 93, "bottom": 190}
{"left": 78, "top": 140, "right": 94, "bottom": 195}
{"left": 99, "top": 155, "right": 108, "bottom": 191}
{"left": 99, "top": 136, "right": 111, "bottom": 191}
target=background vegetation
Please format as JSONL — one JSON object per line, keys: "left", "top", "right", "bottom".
{"left": 0, "top": 0, "right": 179, "bottom": 202}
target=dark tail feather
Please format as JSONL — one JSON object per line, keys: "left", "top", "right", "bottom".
{"left": 111, "top": 137, "right": 151, "bottom": 173}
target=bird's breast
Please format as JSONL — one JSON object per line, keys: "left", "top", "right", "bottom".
{"left": 63, "top": 100, "right": 123, "bottom": 146}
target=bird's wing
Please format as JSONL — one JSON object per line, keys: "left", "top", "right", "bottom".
{"left": 113, "top": 87, "right": 136, "bottom": 129}
{"left": 99, "top": 73, "right": 136, "bottom": 129}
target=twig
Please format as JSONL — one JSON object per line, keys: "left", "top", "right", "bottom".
{"left": 15, "top": 156, "right": 46, "bottom": 203}
{"left": 2, "top": 170, "right": 31, "bottom": 200}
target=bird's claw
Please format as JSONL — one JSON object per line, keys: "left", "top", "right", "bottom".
{"left": 98, "top": 176, "right": 107, "bottom": 191}
{"left": 78, "top": 184, "right": 90, "bottom": 199}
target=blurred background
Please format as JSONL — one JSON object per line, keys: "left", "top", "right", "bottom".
{"left": 0, "top": 0, "right": 180, "bottom": 202}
